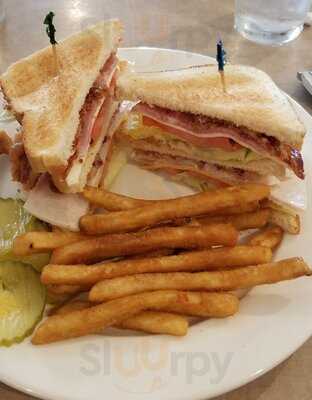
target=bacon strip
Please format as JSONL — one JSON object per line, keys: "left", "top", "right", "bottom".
{"left": 134, "top": 103, "right": 304, "bottom": 179}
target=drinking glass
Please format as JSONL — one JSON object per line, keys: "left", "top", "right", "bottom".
{"left": 235, "top": 0, "right": 312, "bottom": 46}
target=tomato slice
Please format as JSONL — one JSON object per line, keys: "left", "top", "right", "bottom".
{"left": 142, "top": 116, "right": 242, "bottom": 152}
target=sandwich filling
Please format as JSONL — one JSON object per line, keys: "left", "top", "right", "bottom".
{"left": 119, "top": 102, "right": 304, "bottom": 185}
{"left": 132, "top": 149, "right": 266, "bottom": 187}
{"left": 65, "top": 53, "right": 118, "bottom": 191}
{"left": 88, "top": 101, "right": 131, "bottom": 187}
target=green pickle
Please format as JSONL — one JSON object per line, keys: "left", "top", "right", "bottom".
{"left": 0, "top": 198, "right": 50, "bottom": 271}
{"left": 0, "top": 261, "right": 46, "bottom": 346}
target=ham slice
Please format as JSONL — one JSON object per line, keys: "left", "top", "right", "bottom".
{"left": 93, "top": 54, "right": 118, "bottom": 90}
{"left": 24, "top": 174, "right": 89, "bottom": 231}
{"left": 134, "top": 103, "right": 304, "bottom": 179}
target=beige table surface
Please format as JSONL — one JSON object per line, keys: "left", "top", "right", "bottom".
{"left": 0, "top": 0, "right": 312, "bottom": 399}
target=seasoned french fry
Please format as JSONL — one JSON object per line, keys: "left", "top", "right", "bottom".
{"left": 83, "top": 186, "right": 259, "bottom": 214}
{"left": 129, "top": 248, "right": 175, "bottom": 259}
{"left": 80, "top": 184, "right": 270, "bottom": 234}
{"left": 32, "top": 290, "right": 205, "bottom": 344}
{"left": 49, "top": 300, "right": 91, "bottom": 316}
{"left": 196, "top": 209, "right": 270, "bottom": 231}
{"left": 51, "top": 224, "right": 238, "bottom": 265}
{"left": 83, "top": 186, "right": 155, "bottom": 210}
{"left": 89, "top": 257, "right": 311, "bottom": 302}
{"left": 214, "top": 201, "right": 259, "bottom": 215}
{"left": 46, "top": 289, "right": 73, "bottom": 305}
{"left": 153, "top": 292, "right": 239, "bottom": 317}
{"left": 117, "top": 312, "right": 188, "bottom": 336}
{"left": 42, "top": 245, "right": 272, "bottom": 286}
{"left": 13, "top": 231, "right": 88, "bottom": 256}
{"left": 248, "top": 226, "right": 284, "bottom": 249}
{"left": 50, "top": 292, "right": 239, "bottom": 319}
{"left": 49, "top": 301, "right": 188, "bottom": 336}
{"left": 47, "top": 284, "right": 88, "bottom": 295}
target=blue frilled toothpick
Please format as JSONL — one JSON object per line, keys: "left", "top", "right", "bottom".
{"left": 216, "top": 38, "right": 227, "bottom": 92}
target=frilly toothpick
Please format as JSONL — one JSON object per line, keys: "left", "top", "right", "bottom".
{"left": 44, "top": 11, "right": 59, "bottom": 74}
{"left": 216, "top": 38, "right": 227, "bottom": 93}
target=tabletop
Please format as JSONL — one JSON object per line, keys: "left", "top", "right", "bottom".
{"left": 1, "top": 1, "right": 312, "bottom": 399}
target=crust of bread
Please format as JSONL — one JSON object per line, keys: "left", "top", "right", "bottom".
{"left": 0, "top": 19, "right": 123, "bottom": 175}
{"left": 116, "top": 65, "right": 305, "bottom": 149}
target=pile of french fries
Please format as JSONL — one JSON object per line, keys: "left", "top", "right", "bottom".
{"left": 13, "top": 184, "right": 311, "bottom": 345}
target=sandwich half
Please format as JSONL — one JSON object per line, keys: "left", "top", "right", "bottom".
{"left": 1, "top": 19, "right": 124, "bottom": 193}
{"left": 116, "top": 65, "right": 305, "bottom": 191}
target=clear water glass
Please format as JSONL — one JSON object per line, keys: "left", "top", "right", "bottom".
{"left": 235, "top": 0, "right": 312, "bottom": 46}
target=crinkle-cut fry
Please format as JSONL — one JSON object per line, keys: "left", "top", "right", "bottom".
{"left": 196, "top": 209, "right": 270, "bottom": 231}
{"left": 89, "top": 258, "right": 311, "bottom": 302}
{"left": 32, "top": 290, "right": 199, "bottom": 344}
{"left": 49, "top": 301, "right": 188, "bottom": 336}
{"left": 50, "top": 224, "right": 238, "bottom": 265}
{"left": 42, "top": 245, "right": 272, "bottom": 286}
{"left": 247, "top": 226, "right": 284, "bottom": 249}
{"left": 13, "top": 231, "right": 88, "bottom": 256}
{"left": 80, "top": 184, "right": 270, "bottom": 234}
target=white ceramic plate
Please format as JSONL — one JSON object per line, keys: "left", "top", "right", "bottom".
{"left": 0, "top": 47, "right": 311, "bottom": 400}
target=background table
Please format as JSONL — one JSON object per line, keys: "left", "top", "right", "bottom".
{"left": 1, "top": 1, "right": 312, "bottom": 399}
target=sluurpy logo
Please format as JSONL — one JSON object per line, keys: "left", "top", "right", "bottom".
{"left": 80, "top": 336, "right": 234, "bottom": 394}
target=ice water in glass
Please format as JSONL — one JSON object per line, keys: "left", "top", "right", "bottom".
{"left": 235, "top": 0, "right": 312, "bottom": 45}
